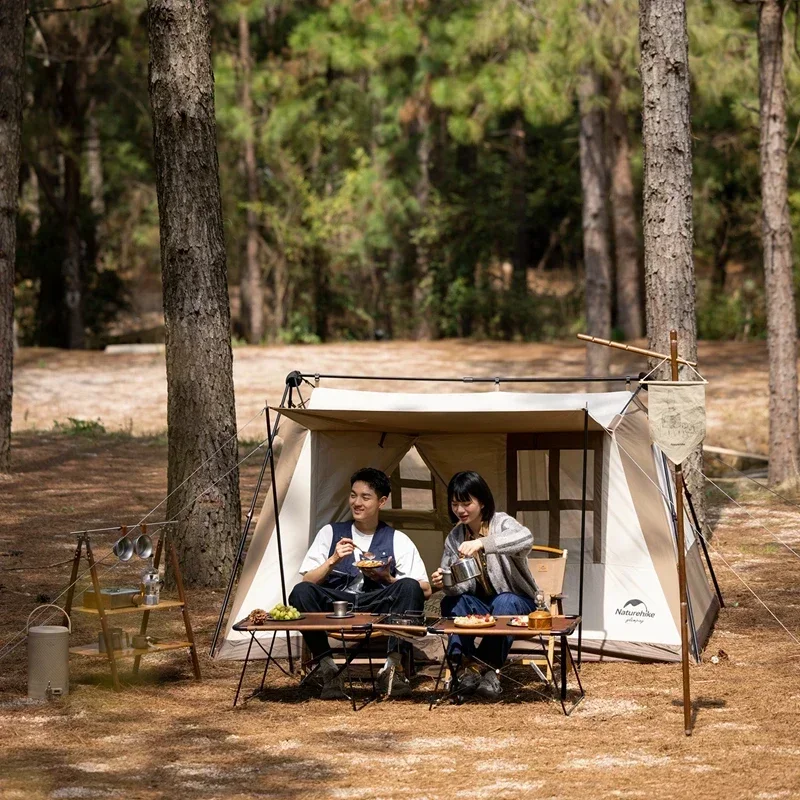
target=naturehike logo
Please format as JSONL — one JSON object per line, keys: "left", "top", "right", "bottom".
{"left": 615, "top": 599, "right": 656, "bottom": 624}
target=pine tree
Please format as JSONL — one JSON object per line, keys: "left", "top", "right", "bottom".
{"left": 148, "top": 0, "right": 241, "bottom": 585}
{"left": 758, "top": 0, "right": 800, "bottom": 486}
{"left": 0, "top": 0, "right": 26, "bottom": 473}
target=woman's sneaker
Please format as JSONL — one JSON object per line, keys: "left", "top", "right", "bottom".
{"left": 455, "top": 668, "right": 481, "bottom": 695}
{"left": 476, "top": 670, "right": 502, "bottom": 699}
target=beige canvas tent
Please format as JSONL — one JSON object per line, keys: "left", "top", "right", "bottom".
{"left": 214, "top": 382, "right": 719, "bottom": 663}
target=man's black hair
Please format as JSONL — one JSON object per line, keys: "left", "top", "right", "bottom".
{"left": 447, "top": 471, "right": 496, "bottom": 524}
{"left": 350, "top": 467, "right": 391, "bottom": 500}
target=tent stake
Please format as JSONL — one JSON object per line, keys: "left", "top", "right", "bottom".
{"left": 670, "top": 330, "right": 693, "bottom": 736}
{"left": 577, "top": 404, "right": 589, "bottom": 667}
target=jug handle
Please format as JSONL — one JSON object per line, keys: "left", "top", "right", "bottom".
{"left": 27, "top": 604, "right": 71, "bottom": 633}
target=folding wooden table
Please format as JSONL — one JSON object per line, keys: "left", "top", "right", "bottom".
{"left": 427, "top": 614, "right": 585, "bottom": 715}
{"left": 231, "top": 612, "right": 378, "bottom": 710}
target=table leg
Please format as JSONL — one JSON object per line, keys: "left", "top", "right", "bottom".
{"left": 258, "top": 632, "right": 278, "bottom": 693}
{"left": 233, "top": 633, "right": 255, "bottom": 707}
{"left": 560, "top": 634, "right": 568, "bottom": 703}
{"left": 342, "top": 632, "right": 357, "bottom": 712}
{"left": 428, "top": 639, "right": 449, "bottom": 711}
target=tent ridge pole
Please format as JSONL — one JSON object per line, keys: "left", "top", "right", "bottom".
{"left": 298, "top": 373, "right": 633, "bottom": 384}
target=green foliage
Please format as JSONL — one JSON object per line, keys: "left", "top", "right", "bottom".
{"left": 13, "top": 0, "right": 800, "bottom": 346}
{"left": 52, "top": 418, "right": 107, "bottom": 437}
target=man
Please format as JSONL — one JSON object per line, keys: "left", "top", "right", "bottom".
{"left": 289, "top": 467, "right": 431, "bottom": 698}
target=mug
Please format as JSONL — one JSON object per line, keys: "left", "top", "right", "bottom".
{"left": 441, "top": 568, "right": 454, "bottom": 588}
{"left": 332, "top": 601, "right": 354, "bottom": 617}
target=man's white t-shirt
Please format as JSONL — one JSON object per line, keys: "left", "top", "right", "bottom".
{"left": 299, "top": 523, "right": 429, "bottom": 593}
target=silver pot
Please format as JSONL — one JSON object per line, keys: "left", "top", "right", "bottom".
{"left": 450, "top": 556, "right": 483, "bottom": 584}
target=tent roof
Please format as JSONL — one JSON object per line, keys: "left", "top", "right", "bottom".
{"left": 274, "top": 388, "right": 632, "bottom": 434}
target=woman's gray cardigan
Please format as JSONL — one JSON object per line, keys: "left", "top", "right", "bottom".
{"left": 439, "top": 512, "right": 539, "bottom": 599}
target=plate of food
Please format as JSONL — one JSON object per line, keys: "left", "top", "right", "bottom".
{"left": 246, "top": 604, "right": 304, "bottom": 624}
{"left": 355, "top": 558, "right": 387, "bottom": 570}
{"left": 508, "top": 615, "right": 529, "bottom": 627}
{"left": 453, "top": 613, "right": 496, "bottom": 628}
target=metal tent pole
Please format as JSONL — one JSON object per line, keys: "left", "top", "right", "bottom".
{"left": 266, "top": 403, "right": 294, "bottom": 672}
{"left": 683, "top": 485, "right": 725, "bottom": 608}
{"left": 577, "top": 404, "right": 589, "bottom": 667}
{"left": 209, "top": 384, "right": 289, "bottom": 657}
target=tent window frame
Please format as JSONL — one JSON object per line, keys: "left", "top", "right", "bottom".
{"left": 389, "top": 466, "right": 437, "bottom": 511}
{"left": 506, "top": 431, "right": 605, "bottom": 562}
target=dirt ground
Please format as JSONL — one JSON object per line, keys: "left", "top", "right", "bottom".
{"left": 2, "top": 341, "right": 800, "bottom": 800}
{"left": 10, "top": 339, "right": 778, "bottom": 453}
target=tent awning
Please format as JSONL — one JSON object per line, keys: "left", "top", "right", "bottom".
{"left": 273, "top": 407, "right": 608, "bottom": 434}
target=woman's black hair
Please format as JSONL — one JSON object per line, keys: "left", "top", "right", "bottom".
{"left": 350, "top": 467, "right": 391, "bottom": 500}
{"left": 447, "top": 471, "right": 495, "bottom": 524}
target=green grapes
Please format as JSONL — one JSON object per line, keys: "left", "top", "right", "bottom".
{"left": 269, "top": 603, "right": 301, "bottom": 620}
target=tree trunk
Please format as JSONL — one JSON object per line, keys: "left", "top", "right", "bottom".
{"left": 640, "top": 0, "right": 702, "bottom": 514}
{"left": 0, "top": 0, "right": 26, "bottom": 474}
{"left": 578, "top": 68, "right": 612, "bottom": 376}
{"left": 413, "top": 102, "right": 435, "bottom": 340}
{"left": 759, "top": 0, "right": 800, "bottom": 486}
{"left": 85, "top": 97, "right": 105, "bottom": 220}
{"left": 510, "top": 113, "right": 529, "bottom": 296}
{"left": 608, "top": 69, "right": 643, "bottom": 340}
{"left": 237, "top": 10, "right": 264, "bottom": 344}
{"left": 60, "top": 61, "right": 86, "bottom": 350}
{"left": 148, "top": 0, "right": 241, "bottom": 586}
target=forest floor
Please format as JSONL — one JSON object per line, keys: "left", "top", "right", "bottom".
{"left": 2, "top": 340, "right": 799, "bottom": 800}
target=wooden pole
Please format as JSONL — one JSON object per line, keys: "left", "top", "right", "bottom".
{"left": 577, "top": 333, "right": 697, "bottom": 367}
{"left": 670, "top": 329, "right": 692, "bottom": 736}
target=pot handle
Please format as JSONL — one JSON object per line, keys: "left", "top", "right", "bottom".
{"left": 27, "top": 604, "right": 71, "bottom": 633}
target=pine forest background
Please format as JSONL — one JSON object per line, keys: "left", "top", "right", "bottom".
{"left": 14, "top": 0, "right": 800, "bottom": 348}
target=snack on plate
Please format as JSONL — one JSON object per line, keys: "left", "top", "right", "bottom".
{"left": 355, "top": 559, "right": 385, "bottom": 569}
{"left": 247, "top": 608, "right": 269, "bottom": 625}
{"left": 453, "top": 613, "right": 496, "bottom": 628}
{"left": 509, "top": 615, "right": 529, "bottom": 627}
{"left": 268, "top": 603, "right": 302, "bottom": 621}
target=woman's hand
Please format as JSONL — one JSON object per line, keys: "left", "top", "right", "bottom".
{"left": 458, "top": 538, "right": 484, "bottom": 558}
{"left": 431, "top": 568, "right": 444, "bottom": 590}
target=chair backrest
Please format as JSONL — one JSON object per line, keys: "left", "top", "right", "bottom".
{"left": 527, "top": 545, "right": 568, "bottom": 601}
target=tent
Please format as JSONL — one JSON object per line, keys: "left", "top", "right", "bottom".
{"left": 214, "top": 381, "right": 719, "bottom": 663}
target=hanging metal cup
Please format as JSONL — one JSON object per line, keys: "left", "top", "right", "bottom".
{"left": 134, "top": 535, "right": 153, "bottom": 559}
{"left": 112, "top": 536, "right": 134, "bottom": 561}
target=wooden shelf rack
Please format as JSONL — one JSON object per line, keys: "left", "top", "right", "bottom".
{"left": 64, "top": 531, "right": 201, "bottom": 691}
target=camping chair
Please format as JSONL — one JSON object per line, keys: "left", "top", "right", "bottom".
{"left": 519, "top": 545, "right": 568, "bottom": 680}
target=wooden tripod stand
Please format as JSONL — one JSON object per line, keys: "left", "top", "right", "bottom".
{"left": 64, "top": 530, "right": 201, "bottom": 692}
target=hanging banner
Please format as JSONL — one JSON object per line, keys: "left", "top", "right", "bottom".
{"left": 645, "top": 381, "right": 707, "bottom": 465}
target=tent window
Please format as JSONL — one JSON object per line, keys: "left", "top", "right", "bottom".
{"left": 507, "top": 432, "right": 604, "bottom": 563}
{"left": 389, "top": 447, "right": 436, "bottom": 511}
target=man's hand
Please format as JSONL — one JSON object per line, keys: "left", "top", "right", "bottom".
{"left": 332, "top": 537, "right": 355, "bottom": 563}
{"left": 431, "top": 568, "right": 444, "bottom": 590}
{"left": 458, "top": 538, "right": 484, "bottom": 558}
{"left": 361, "top": 555, "right": 394, "bottom": 584}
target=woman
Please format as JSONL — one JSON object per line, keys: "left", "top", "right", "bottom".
{"left": 431, "top": 471, "right": 540, "bottom": 699}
